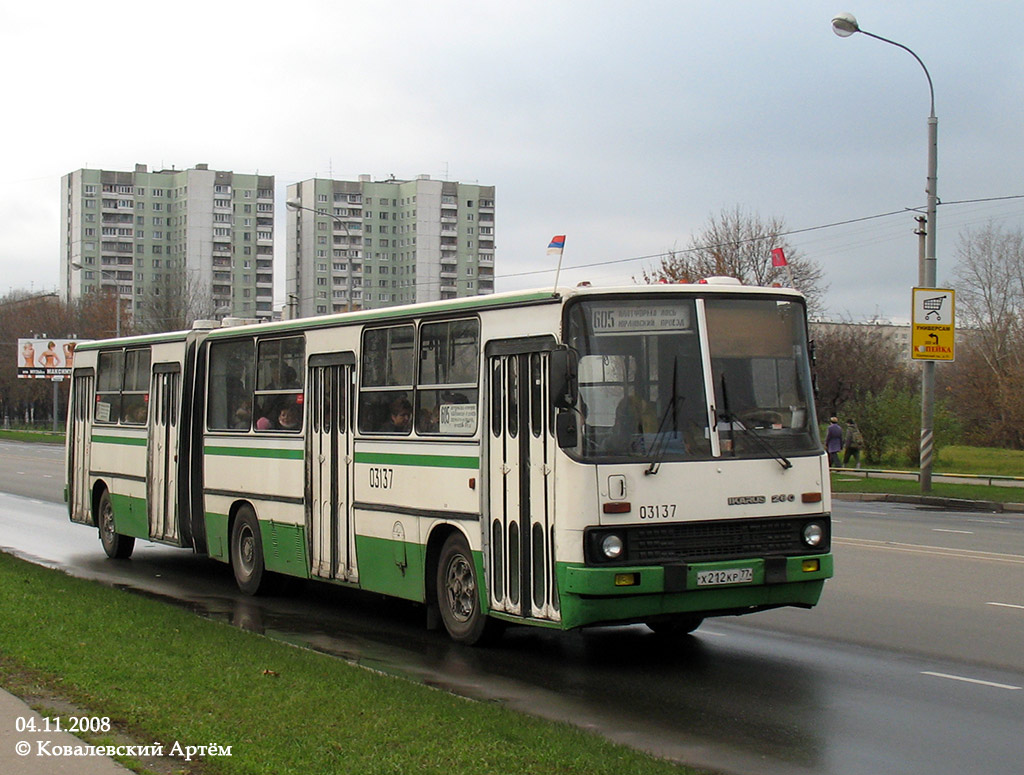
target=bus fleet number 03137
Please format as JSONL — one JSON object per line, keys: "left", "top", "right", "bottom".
{"left": 638, "top": 504, "right": 677, "bottom": 519}
{"left": 368, "top": 467, "right": 394, "bottom": 489}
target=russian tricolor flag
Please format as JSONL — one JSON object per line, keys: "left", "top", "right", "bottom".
{"left": 547, "top": 235, "right": 566, "bottom": 256}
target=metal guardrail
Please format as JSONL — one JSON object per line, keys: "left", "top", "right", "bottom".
{"left": 833, "top": 467, "right": 1024, "bottom": 487}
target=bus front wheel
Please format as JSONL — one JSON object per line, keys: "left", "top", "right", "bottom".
{"left": 436, "top": 533, "right": 500, "bottom": 645}
{"left": 230, "top": 507, "right": 271, "bottom": 596}
{"left": 98, "top": 489, "right": 134, "bottom": 560}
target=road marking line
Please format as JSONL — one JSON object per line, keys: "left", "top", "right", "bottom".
{"left": 987, "top": 602, "right": 1024, "bottom": 610}
{"left": 833, "top": 537, "right": 1024, "bottom": 564}
{"left": 921, "top": 671, "right": 1021, "bottom": 691}
{"left": 932, "top": 528, "right": 973, "bottom": 534}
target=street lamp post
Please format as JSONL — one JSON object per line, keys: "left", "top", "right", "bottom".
{"left": 285, "top": 197, "right": 354, "bottom": 318}
{"left": 71, "top": 262, "right": 121, "bottom": 338}
{"left": 832, "top": 12, "right": 939, "bottom": 493}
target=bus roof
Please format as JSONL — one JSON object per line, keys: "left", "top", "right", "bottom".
{"left": 74, "top": 281, "right": 806, "bottom": 349}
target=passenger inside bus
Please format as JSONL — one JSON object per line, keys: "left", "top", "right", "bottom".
{"left": 277, "top": 403, "right": 301, "bottom": 430}
{"left": 380, "top": 397, "right": 412, "bottom": 433}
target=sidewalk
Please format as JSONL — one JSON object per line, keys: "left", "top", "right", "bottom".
{"left": 0, "top": 688, "right": 128, "bottom": 774}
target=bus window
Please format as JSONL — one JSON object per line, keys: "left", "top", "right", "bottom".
{"left": 95, "top": 348, "right": 150, "bottom": 425}
{"left": 208, "top": 339, "right": 255, "bottom": 431}
{"left": 121, "top": 349, "right": 151, "bottom": 425}
{"left": 417, "top": 319, "right": 479, "bottom": 435}
{"left": 359, "top": 325, "right": 414, "bottom": 433}
{"left": 254, "top": 336, "right": 304, "bottom": 432}
{"left": 95, "top": 351, "right": 123, "bottom": 424}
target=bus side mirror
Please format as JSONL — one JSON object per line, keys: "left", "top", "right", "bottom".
{"left": 550, "top": 347, "right": 578, "bottom": 409}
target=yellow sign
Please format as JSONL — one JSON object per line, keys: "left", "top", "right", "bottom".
{"left": 911, "top": 287, "right": 955, "bottom": 361}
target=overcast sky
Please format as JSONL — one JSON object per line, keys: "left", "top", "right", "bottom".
{"left": 3, "top": 0, "right": 1023, "bottom": 323}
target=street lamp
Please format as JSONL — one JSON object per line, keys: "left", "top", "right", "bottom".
{"left": 831, "top": 12, "right": 939, "bottom": 493}
{"left": 71, "top": 262, "right": 121, "bottom": 338}
{"left": 286, "top": 197, "right": 354, "bottom": 317}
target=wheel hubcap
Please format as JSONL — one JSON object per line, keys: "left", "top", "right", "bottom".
{"left": 239, "top": 525, "right": 255, "bottom": 574}
{"left": 444, "top": 554, "right": 475, "bottom": 623}
{"left": 101, "top": 503, "right": 114, "bottom": 542}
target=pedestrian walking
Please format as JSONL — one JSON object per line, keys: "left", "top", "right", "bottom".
{"left": 825, "top": 417, "right": 843, "bottom": 467}
{"left": 843, "top": 419, "right": 863, "bottom": 469}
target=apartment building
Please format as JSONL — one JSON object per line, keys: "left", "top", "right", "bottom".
{"left": 60, "top": 164, "right": 275, "bottom": 328}
{"left": 286, "top": 174, "right": 495, "bottom": 317}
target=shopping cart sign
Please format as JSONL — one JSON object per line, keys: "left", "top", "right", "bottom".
{"left": 911, "top": 287, "right": 956, "bottom": 361}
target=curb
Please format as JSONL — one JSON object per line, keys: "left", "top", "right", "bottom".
{"left": 834, "top": 492, "right": 1024, "bottom": 514}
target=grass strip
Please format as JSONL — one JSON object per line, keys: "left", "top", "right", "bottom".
{"left": 0, "top": 552, "right": 702, "bottom": 775}
{"left": 0, "top": 429, "right": 64, "bottom": 444}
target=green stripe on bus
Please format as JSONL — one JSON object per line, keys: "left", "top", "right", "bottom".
{"left": 92, "top": 435, "right": 147, "bottom": 446}
{"left": 354, "top": 451, "right": 479, "bottom": 469}
{"left": 204, "top": 446, "right": 304, "bottom": 460}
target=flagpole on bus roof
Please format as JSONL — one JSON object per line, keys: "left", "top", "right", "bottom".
{"left": 548, "top": 235, "right": 566, "bottom": 294}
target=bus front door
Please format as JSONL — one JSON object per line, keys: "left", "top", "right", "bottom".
{"left": 306, "top": 357, "right": 355, "bottom": 581}
{"left": 487, "top": 346, "right": 559, "bottom": 623}
{"left": 147, "top": 365, "right": 181, "bottom": 543}
{"left": 68, "top": 371, "right": 94, "bottom": 525}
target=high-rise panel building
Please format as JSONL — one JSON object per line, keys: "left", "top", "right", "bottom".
{"left": 286, "top": 174, "right": 495, "bottom": 317}
{"left": 60, "top": 164, "right": 275, "bottom": 329}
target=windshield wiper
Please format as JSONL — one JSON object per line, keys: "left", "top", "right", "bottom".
{"left": 645, "top": 358, "right": 682, "bottom": 476}
{"left": 718, "top": 375, "right": 792, "bottom": 470}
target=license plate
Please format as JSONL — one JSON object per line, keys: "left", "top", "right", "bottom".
{"left": 696, "top": 567, "right": 754, "bottom": 587}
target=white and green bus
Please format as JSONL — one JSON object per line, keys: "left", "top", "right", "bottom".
{"left": 66, "top": 281, "right": 832, "bottom": 644}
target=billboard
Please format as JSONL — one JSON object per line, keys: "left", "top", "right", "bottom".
{"left": 17, "top": 338, "right": 86, "bottom": 379}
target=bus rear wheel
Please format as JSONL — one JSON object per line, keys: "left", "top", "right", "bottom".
{"left": 436, "top": 533, "right": 500, "bottom": 645}
{"left": 230, "top": 507, "right": 272, "bottom": 596}
{"left": 98, "top": 489, "right": 134, "bottom": 559}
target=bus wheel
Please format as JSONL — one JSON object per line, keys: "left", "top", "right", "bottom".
{"left": 436, "top": 533, "right": 498, "bottom": 645}
{"left": 645, "top": 616, "right": 704, "bottom": 636}
{"left": 98, "top": 489, "right": 134, "bottom": 560}
{"left": 231, "top": 507, "right": 271, "bottom": 596}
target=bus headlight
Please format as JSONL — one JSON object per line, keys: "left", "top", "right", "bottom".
{"left": 601, "top": 533, "right": 625, "bottom": 560}
{"left": 802, "top": 521, "right": 825, "bottom": 548}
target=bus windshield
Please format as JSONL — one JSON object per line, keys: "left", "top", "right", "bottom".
{"left": 565, "top": 295, "right": 819, "bottom": 462}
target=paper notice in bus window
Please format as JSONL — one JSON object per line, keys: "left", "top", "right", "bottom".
{"left": 590, "top": 305, "right": 691, "bottom": 333}
{"left": 95, "top": 402, "right": 111, "bottom": 423}
{"left": 439, "top": 403, "right": 476, "bottom": 434}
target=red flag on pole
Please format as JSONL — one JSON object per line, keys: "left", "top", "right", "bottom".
{"left": 771, "top": 248, "right": 787, "bottom": 267}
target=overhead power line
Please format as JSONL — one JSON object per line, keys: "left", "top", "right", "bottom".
{"left": 495, "top": 194, "right": 1024, "bottom": 281}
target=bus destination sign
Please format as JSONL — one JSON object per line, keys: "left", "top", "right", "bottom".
{"left": 590, "top": 305, "right": 691, "bottom": 334}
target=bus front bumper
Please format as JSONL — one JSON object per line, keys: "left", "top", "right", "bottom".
{"left": 557, "top": 554, "right": 833, "bottom": 629}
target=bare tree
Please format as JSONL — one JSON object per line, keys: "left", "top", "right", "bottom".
{"left": 948, "top": 222, "right": 1024, "bottom": 447}
{"left": 639, "top": 205, "right": 829, "bottom": 314}
{"left": 135, "top": 265, "right": 217, "bottom": 334}
{"left": 810, "top": 318, "right": 916, "bottom": 422}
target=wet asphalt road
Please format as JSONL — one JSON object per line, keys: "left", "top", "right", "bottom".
{"left": 1, "top": 440, "right": 1023, "bottom": 775}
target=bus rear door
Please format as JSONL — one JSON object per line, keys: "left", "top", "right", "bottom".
{"left": 68, "top": 370, "right": 94, "bottom": 525}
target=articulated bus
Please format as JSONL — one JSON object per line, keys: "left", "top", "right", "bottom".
{"left": 66, "top": 281, "right": 832, "bottom": 644}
